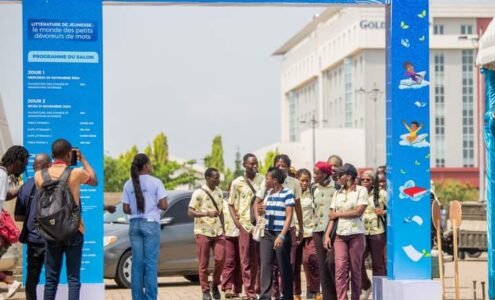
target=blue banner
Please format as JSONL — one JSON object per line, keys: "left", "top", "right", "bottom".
{"left": 386, "top": 0, "right": 431, "bottom": 280}
{"left": 484, "top": 69, "right": 495, "bottom": 299}
{"left": 113, "top": 0, "right": 385, "bottom": 3}
{"left": 23, "top": 0, "right": 104, "bottom": 296}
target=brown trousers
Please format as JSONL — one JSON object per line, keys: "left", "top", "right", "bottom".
{"left": 334, "top": 234, "right": 365, "bottom": 300}
{"left": 294, "top": 237, "right": 320, "bottom": 295}
{"left": 239, "top": 226, "right": 260, "bottom": 297}
{"left": 195, "top": 234, "right": 225, "bottom": 293}
{"left": 222, "top": 236, "right": 243, "bottom": 293}
{"left": 361, "top": 233, "right": 387, "bottom": 290}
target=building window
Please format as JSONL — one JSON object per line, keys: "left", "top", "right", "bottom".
{"left": 461, "top": 24, "right": 473, "bottom": 35}
{"left": 288, "top": 93, "right": 297, "bottom": 142}
{"left": 435, "top": 158, "right": 445, "bottom": 168}
{"left": 433, "top": 24, "right": 444, "bottom": 35}
{"left": 289, "top": 80, "right": 319, "bottom": 141}
{"left": 434, "top": 52, "right": 445, "bottom": 168}
{"left": 344, "top": 58, "right": 353, "bottom": 128}
{"left": 462, "top": 49, "right": 475, "bottom": 167}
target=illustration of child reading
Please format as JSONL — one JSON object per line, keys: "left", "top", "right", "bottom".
{"left": 399, "top": 61, "right": 429, "bottom": 90}
{"left": 404, "top": 62, "right": 423, "bottom": 84}
{"left": 399, "top": 120, "right": 429, "bottom": 148}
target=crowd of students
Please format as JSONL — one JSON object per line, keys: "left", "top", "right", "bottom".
{"left": 180, "top": 153, "right": 389, "bottom": 300}
{"left": 0, "top": 140, "right": 388, "bottom": 300}
{"left": 0, "top": 139, "right": 387, "bottom": 300}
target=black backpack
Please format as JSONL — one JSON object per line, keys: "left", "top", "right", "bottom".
{"left": 36, "top": 167, "right": 80, "bottom": 242}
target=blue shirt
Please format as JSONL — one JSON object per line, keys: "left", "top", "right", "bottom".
{"left": 14, "top": 178, "right": 43, "bottom": 244}
{"left": 122, "top": 175, "right": 168, "bottom": 222}
{"left": 264, "top": 188, "right": 295, "bottom": 232}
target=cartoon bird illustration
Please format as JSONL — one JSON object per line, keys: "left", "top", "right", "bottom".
{"left": 401, "top": 38, "right": 410, "bottom": 48}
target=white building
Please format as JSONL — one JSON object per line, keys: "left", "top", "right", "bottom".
{"left": 256, "top": 2, "right": 495, "bottom": 181}
{"left": 0, "top": 93, "right": 13, "bottom": 155}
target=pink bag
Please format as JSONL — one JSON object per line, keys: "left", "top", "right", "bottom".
{"left": 0, "top": 209, "right": 20, "bottom": 246}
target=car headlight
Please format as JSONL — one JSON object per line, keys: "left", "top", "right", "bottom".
{"left": 104, "top": 235, "right": 118, "bottom": 247}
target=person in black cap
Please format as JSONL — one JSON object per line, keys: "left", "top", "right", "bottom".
{"left": 325, "top": 163, "right": 368, "bottom": 300}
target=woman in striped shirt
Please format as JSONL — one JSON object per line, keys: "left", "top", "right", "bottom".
{"left": 255, "top": 167, "right": 295, "bottom": 300}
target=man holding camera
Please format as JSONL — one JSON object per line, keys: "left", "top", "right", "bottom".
{"left": 34, "top": 139, "right": 98, "bottom": 300}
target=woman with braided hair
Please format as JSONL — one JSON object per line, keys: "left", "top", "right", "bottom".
{"left": 0, "top": 145, "right": 29, "bottom": 210}
{"left": 122, "top": 153, "right": 169, "bottom": 300}
{"left": 360, "top": 170, "right": 387, "bottom": 300}
{"left": 0, "top": 145, "right": 29, "bottom": 299}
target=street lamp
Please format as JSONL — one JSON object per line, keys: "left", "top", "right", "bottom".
{"left": 356, "top": 83, "right": 383, "bottom": 168}
{"left": 300, "top": 112, "right": 327, "bottom": 167}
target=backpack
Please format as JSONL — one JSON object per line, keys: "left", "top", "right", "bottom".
{"left": 36, "top": 167, "right": 80, "bottom": 242}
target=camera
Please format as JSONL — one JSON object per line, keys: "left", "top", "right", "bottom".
{"left": 70, "top": 149, "right": 78, "bottom": 166}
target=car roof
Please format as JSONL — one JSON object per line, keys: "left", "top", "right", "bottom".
{"left": 167, "top": 190, "right": 194, "bottom": 205}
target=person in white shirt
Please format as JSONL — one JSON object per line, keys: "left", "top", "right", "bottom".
{"left": 0, "top": 145, "right": 29, "bottom": 299}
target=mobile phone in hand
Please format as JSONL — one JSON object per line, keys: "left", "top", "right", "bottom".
{"left": 70, "top": 149, "right": 78, "bottom": 166}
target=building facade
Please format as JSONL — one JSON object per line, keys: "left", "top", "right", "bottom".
{"left": 267, "top": 3, "right": 495, "bottom": 186}
{"left": 0, "top": 93, "right": 13, "bottom": 155}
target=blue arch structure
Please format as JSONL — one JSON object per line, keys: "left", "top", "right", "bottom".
{"left": 21, "top": 0, "right": 435, "bottom": 298}
{"left": 484, "top": 68, "right": 495, "bottom": 300}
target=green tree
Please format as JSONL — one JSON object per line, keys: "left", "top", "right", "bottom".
{"left": 204, "top": 135, "right": 225, "bottom": 172}
{"left": 104, "top": 154, "right": 128, "bottom": 192}
{"left": 221, "top": 168, "right": 234, "bottom": 191}
{"left": 233, "top": 147, "right": 243, "bottom": 178}
{"left": 144, "top": 144, "right": 153, "bottom": 157}
{"left": 435, "top": 180, "right": 479, "bottom": 207}
{"left": 152, "top": 132, "right": 168, "bottom": 163}
{"left": 104, "top": 133, "right": 199, "bottom": 192}
{"left": 259, "top": 148, "right": 279, "bottom": 176}
{"left": 120, "top": 145, "right": 138, "bottom": 167}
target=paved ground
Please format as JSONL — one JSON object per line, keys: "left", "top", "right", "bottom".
{"left": 103, "top": 254, "right": 489, "bottom": 300}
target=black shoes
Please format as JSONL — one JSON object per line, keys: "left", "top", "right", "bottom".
{"left": 211, "top": 284, "right": 221, "bottom": 300}
{"left": 203, "top": 292, "right": 212, "bottom": 300}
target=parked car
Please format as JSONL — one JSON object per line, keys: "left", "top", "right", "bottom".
{"left": 104, "top": 190, "right": 201, "bottom": 288}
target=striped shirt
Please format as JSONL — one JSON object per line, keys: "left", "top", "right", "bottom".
{"left": 264, "top": 188, "right": 295, "bottom": 232}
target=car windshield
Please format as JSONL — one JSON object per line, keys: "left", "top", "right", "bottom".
{"left": 104, "top": 202, "right": 129, "bottom": 224}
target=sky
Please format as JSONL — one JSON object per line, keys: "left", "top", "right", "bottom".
{"left": 0, "top": 3, "right": 325, "bottom": 168}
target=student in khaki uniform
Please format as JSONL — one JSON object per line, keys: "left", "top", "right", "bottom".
{"left": 221, "top": 195, "right": 242, "bottom": 298}
{"left": 228, "top": 153, "right": 264, "bottom": 300}
{"left": 360, "top": 170, "right": 387, "bottom": 300}
{"left": 327, "top": 164, "right": 368, "bottom": 300}
{"left": 188, "top": 168, "right": 225, "bottom": 300}
{"left": 294, "top": 169, "right": 320, "bottom": 300}
{"left": 312, "top": 161, "right": 337, "bottom": 300}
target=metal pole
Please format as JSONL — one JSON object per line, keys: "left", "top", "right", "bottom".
{"left": 312, "top": 113, "right": 316, "bottom": 166}
{"left": 374, "top": 94, "right": 378, "bottom": 168}
{"left": 479, "top": 65, "right": 486, "bottom": 202}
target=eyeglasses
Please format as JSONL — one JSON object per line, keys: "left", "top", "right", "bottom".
{"left": 362, "top": 178, "right": 372, "bottom": 182}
